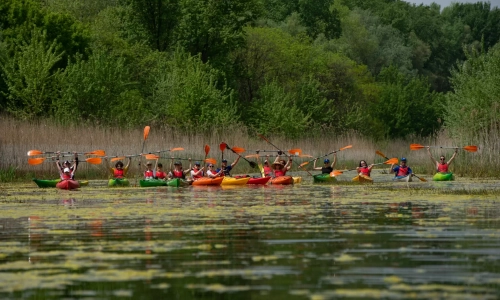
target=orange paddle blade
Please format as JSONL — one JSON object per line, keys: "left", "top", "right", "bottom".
{"left": 288, "top": 148, "right": 302, "bottom": 156}
{"left": 231, "top": 146, "right": 245, "bottom": 154}
{"left": 339, "top": 145, "right": 352, "bottom": 151}
{"left": 170, "top": 147, "right": 184, "bottom": 152}
{"left": 330, "top": 170, "right": 343, "bottom": 177}
{"left": 205, "top": 158, "right": 217, "bottom": 165}
{"left": 220, "top": 143, "right": 226, "bottom": 151}
{"left": 204, "top": 145, "right": 210, "bottom": 156}
{"left": 299, "top": 154, "right": 312, "bottom": 158}
{"left": 110, "top": 156, "right": 125, "bottom": 162}
{"left": 27, "top": 150, "right": 44, "bottom": 156}
{"left": 143, "top": 126, "right": 150, "bottom": 140}
{"left": 299, "top": 161, "right": 309, "bottom": 167}
{"left": 143, "top": 154, "right": 159, "bottom": 160}
{"left": 85, "top": 150, "right": 106, "bottom": 156}
{"left": 464, "top": 145, "right": 478, "bottom": 152}
{"left": 410, "top": 143, "right": 425, "bottom": 150}
{"left": 385, "top": 158, "right": 399, "bottom": 165}
{"left": 86, "top": 157, "right": 102, "bottom": 164}
{"left": 375, "top": 150, "right": 388, "bottom": 158}
{"left": 28, "top": 157, "right": 46, "bottom": 165}
{"left": 245, "top": 154, "right": 259, "bottom": 159}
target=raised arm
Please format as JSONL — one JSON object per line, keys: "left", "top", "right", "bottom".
{"left": 72, "top": 152, "right": 78, "bottom": 173}
{"left": 427, "top": 146, "right": 438, "bottom": 167}
{"left": 447, "top": 148, "right": 458, "bottom": 166}
{"left": 313, "top": 159, "right": 321, "bottom": 170}
{"left": 231, "top": 156, "right": 240, "bottom": 168}
{"left": 184, "top": 158, "right": 192, "bottom": 175}
{"left": 331, "top": 153, "right": 337, "bottom": 169}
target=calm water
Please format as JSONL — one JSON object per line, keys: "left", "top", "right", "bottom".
{"left": 1, "top": 174, "right": 500, "bottom": 299}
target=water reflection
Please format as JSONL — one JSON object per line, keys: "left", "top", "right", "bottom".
{"left": 0, "top": 183, "right": 499, "bottom": 298}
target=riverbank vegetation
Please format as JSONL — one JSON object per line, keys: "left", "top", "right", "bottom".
{"left": 1, "top": 0, "right": 499, "bottom": 178}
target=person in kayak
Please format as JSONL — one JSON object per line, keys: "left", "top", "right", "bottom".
{"left": 427, "top": 146, "right": 458, "bottom": 173}
{"left": 357, "top": 160, "right": 374, "bottom": 177}
{"left": 391, "top": 157, "right": 412, "bottom": 179}
{"left": 144, "top": 161, "right": 155, "bottom": 179}
{"left": 168, "top": 159, "right": 191, "bottom": 179}
{"left": 263, "top": 158, "right": 273, "bottom": 177}
{"left": 207, "top": 163, "right": 223, "bottom": 178}
{"left": 105, "top": 156, "right": 131, "bottom": 179}
{"left": 272, "top": 156, "right": 292, "bottom": 177}
{"left": 56, "top": 152, "right": 78, "bottom": 179}
{"left": 218, "top": 157, "right": 241, "bottom": 176}
{"left": 58, "top": 167, "right": 75, "bottom": 181}
{"left": 190, "top": 162, "right": 204, "bottom": 181}
{"left": 155, "top": 163, "right": 168, "bottom": 180}
{"left": 313, "top": 154, "right": 337, "bottom": 174}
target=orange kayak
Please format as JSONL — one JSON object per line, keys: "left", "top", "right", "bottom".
{"left": 192, "top": 177, "right": 224, "bottom": 186}
{"left": 270, "top": 176, "right": 293, "bottom": 185}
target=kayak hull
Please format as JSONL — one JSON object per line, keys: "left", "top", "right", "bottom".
{"left": 313, "top": 174, "right": 337, "bottom": 183}
{"left": 222, "top": 177, "right": 251, "bottom": 185}
{"left": 33, "top": 178, "right": 88, "bottom": 188}
{"left": 270, "top": 176, "right": 293, "bottom": 185}
{"left": 108, "top": 178, "right": 130, "bottom": 187}
{"left": 192, "top": 177, "right": 224, "bottom": 186}
{"left": 247, "top": 177, "right": 271, "bottom": 185}
{"left": 433, "top": 172, "right": 454, "bottom": 181}
{"left": 352, "top": 175, "right": 373, "bottom": 183}
{"left": 140, "top": 179, "right": 167, "bottom": 187}
{"left": 293, "top": 177, "right": 302, "bottom": 184}
{"left": 393, "top": 175, "right": 412, "bottom": 182}
{"left": 56, "top": 180, "right": 80, "bottom": 190}
{"left": 167, "top": 178, "right": 190, "bottom": 187}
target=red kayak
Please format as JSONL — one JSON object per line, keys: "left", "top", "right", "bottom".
{"left": 270, "top": 176, "right": 293, "bottom": 185}
{"left": 192, "top": 177, "right": 224, "bottom": 186}
{"left": 247, "top": 177, "right": 271, "bottom": 185}
{"left": 56, "top": 180, "right": 80, "bottom": 190}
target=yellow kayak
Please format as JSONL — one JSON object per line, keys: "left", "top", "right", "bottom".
{"left": 221, "top": 177, "right": 251, "bottom": 185}
{"left": 352, "top": 175, "right": 373, "bottom": 184}
{"left": 293, "top": 176, "right": 302, "bottom": 184}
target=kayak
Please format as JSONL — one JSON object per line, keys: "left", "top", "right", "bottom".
{"left": 247, "top": 177, "right": 271, "bottom": 185}
{"left": 221, "top": 177, "right": 251, "bottom": 185}
{"left": 313, "top": 173, "right": 337, "bottom": 183}
{"left": 270, "top": 176, "right": 293, "bottom": 185}
{"left": 33, "top": 178, "right": 88, "bottom": 188}
{"left": 192, "top": 177, "right": 224, "bottom": 186}
{"left": 433, "top": 172, "right": 454, "bottom": 181}
{"left": 56, "top": 179, "right": 80, "bottom": 190}
{"left": 352, "top": 175, "right": 373, "bottom": 183}
{"left": 393, "top": 175, "right": 412, "bottom": 182}
{"left": 167, "top": 178, "right": 190, "bottom": 187}
{"left": 140, "top": 179, "right": 167, "bottom": 187}
{"left": 293, "top": 176, "right": 302, "bottom": 184}
{"left": 108, "top": 178, "right": 130, "bottom": 187}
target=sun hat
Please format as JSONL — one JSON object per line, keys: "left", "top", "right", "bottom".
{"left": 324, "top": 159, "right": 330, "bottom": 163}
{"left": 63, "top": 167, "right": 70, "bottom": 173}
{"left": 146, "top": 161, "right": 152, "bottom": 165}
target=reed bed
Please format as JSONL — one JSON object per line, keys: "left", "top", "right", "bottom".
{"left": 0, "top": 116, "right": 497, "bottom": 181}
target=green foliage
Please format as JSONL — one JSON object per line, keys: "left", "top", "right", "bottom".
{"left": 148, "top": 49, "right": 238, "bottom": 132}
{"left": 0, "top": 29, "right": 63, "bottom": 119}
{"left": 445, "top": 44, "right": 500, "bottom": 143}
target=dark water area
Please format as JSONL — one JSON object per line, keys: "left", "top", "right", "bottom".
{"left": 1, "top": 175, "right": 500, "bottom": 299}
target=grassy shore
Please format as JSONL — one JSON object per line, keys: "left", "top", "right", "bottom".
{"left": 0, "top": 116, "right": 493, "bottom": 181}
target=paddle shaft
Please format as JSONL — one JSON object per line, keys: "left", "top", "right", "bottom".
{"left": 224, "top": 143, "right": 256, "bottom": 168}
{"left": 259, "top": 135, "right": 313, "bottom": 176}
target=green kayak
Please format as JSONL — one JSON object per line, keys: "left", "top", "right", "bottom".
{"left": 313, "top": 173, "right": 337, "bottom": 183}
{"left": 33, "top": 178, "right": 88, "bottom": 188}
{"left": 166, "top": 178, "right": 191, "bottom": 187}
{"left": 140, "top": 178, "right": 190, "bottom": 187}
{"left": 108, "top": 178, "right": 130, "bottom": 187}
{"left": 433, "top": 172, "right": 454, "bottom": 181}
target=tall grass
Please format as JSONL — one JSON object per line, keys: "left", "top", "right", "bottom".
{"left": 0, "top": 116, "right": 495, "bottom": 181}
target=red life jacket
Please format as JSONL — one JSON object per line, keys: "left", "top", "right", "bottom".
{"left": 144, "top": 170, "right": 154, "bottom": 178}
{"left": 172, "top": 169, "right": 184, "bottom": 179}
{"left": 274, "top": 169, "right": 286, "bottom": 177}
{"left": 114, "top": 168, "right": 125, "bottom": 178}
{"left": 359, "top": 167, "right": 371, "bottom": 176}
{"left": 264, "top": 166, "right": 273, "bottom": 177}
{"left": 61, "top": 172, "right": 72, "bottom": 180}
{"left": 192, "top": 169, "right": 203, "bottom": 179}
{"left": 437, "top": 163, "right": 448, "bottom": 172}
{"left": 397, "top": 166, "right": 409, "bottom": 177}
{"left": 156, "top": 171, "right": 167, "bottom": 179}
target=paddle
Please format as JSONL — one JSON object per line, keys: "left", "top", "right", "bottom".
{"left": 139, "top": 126, "right": 151, "bottom": 168}
{"left": 222, "top": 142, "right": 257, "bottom": 168}
{"left": 330, "top": 158, "right": 399, "bottom": 177}
{"left": 410, "top": 144, "right": 478, "bottom": 152}
{"left": 377, "top": 150, "right": 427, "bottom": 182}
{"left": 151, "top": 147, "right": 185, "bottom": 153}
{"left": 27, "top": 150, "right": 106, "bottom": 156}
{"left": 299, "top": 145, "right": 353, "bottom": 168}
{"left": 220, "top": 143, "right": 226, "bottom": 165}
{"left": 28, "top": 157, "right": 102, "bottom": 165}
{"left": 258, "top": 134, "right": 313, "bottom": 176}
{"left": 246, "top": 154, "right": 311, "bottom": 158}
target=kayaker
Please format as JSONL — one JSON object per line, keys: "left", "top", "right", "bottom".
{"left": 263, "top": 158, "right": 273, "bottom": 177}
{"left": 168, "top": 159, "right": 191, "bottom": 179}
{"left": 144, "top": 161, "right": 155, "bottom": 180}
{"left": 58, "top": 166, "right": 76, "bottom": 181}
{"left": 218, "top": 157, "right": 240, "bottom": 176}
{"left": 56, "top": 152, "right": 78, "bottom": 179}
{"left": 313, "top": 154, "right": 337, "bottom": 174}
{"left": 105, "top": 156, "right": 131, "bottom": 179}
{"left": 191, "top": 162, "right": 204, "bottom": 180}
{"left": 272, "top": 156, "right": 292, "bottom": 177}
{"left": 155, "top": 163, "right": 168, "bottom": 180}
{"left": 391, "top": 157, "right": 412, "bottom": 179}
{"left": 207, "top": 163, "right": 223, "bottom": 178}
{"left": 356, "top": 160, "right": 374, "bottom": 176}
{"left": 427, "top": 146, "right": 458, "bottom": 172}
